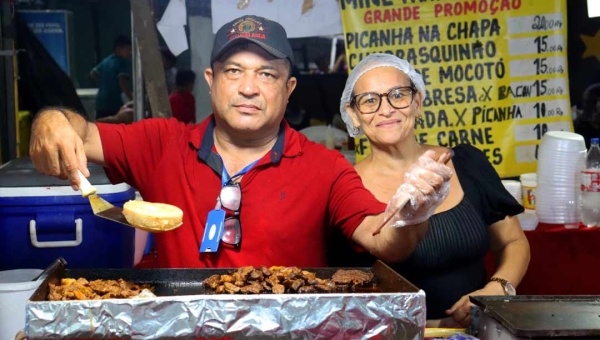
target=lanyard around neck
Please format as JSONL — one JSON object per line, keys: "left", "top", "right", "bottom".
{"left": 221, "top": 159, "right": 260, "bottom": 187}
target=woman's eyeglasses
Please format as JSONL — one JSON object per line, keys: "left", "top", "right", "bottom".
{"left": 351, "top": 85, "right": 416, "bottom": 114}
{"left": 219, "top": 182, "right": 242, "bottom": 248}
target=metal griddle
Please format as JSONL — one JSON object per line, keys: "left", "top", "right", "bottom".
{"left": 470, "top": 295, "right": 600, "bottom": 338}
{"left": 27, "top": 260, "right": 426, "bottom": 339}
{"left": 30, "top": 259, "right": 420, "bottom": 301}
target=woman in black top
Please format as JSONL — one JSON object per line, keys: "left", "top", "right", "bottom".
{"left": 338, "top": 54, "right": 531, "bottom": 327}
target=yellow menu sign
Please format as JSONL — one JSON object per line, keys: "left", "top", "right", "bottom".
{"left": 340, "top": 0, "right": 571, "bottom": 178}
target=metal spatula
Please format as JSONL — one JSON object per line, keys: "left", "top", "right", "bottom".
{"left": 77, "top": 170, "right": 181, "bottom": 233}
{"left": 77, "top": 169, "right": 136, "bottom": 227}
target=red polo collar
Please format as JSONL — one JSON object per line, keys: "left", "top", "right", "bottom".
{"left": 188, "top": 115, "right": 303, "bottom": 164}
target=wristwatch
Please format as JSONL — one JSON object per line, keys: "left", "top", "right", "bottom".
{"left": 489, "top": 277, "right": 516, "bottom": 296}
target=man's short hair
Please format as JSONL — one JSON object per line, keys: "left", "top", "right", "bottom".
{"left": 175, "top": 69, "right": 196, "bottom": 87}
{"left": 114, "top": 35, "right": 132, "bottom": 49}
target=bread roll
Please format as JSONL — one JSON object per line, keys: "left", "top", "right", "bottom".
{"left": 122, "top": 200, "right": 183, "bottom": 231}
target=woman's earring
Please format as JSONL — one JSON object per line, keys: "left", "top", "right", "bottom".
{"left": 416, "top": 115, "right": 424, "bottom": 124}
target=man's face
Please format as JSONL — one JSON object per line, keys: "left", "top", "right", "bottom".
{"left": 185, "top": 81, "right": 195, "bottom": 93}
{"left": 204, "top": 43, "right": 297, "bottom": 135}
{"left": 118, "top": 45, "right": 132, "bottom": 59}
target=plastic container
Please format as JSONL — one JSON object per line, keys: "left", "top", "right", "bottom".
{"left": 540, "top": 131, "right": 586, "bottom": 152}
{"left": 518, "top": 213, "right": 538, "bottom": 231}
{"left": 0, "top": 269, "right": 43, "bottom": 339}
{"left": 0, "top": 157, "right": 136, "bottom": 270}
{"left": 325, "top": 125, "right": 336, "bottom": 150}
{"left": 520, "top": 173, "right": 537, "bottom": 212}
{"left": 581, "top": 138, "right": 600, "bottom": 227}
{"left": 501, "top": 180, "right": 522, "bottom": 204}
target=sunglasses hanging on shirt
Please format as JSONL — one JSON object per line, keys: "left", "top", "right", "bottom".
{"left": 200, "top": 159, "right": 258, "bottom": 253}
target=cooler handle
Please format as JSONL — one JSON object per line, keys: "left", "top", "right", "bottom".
{"left": 29, "top": 218, "right": 83, "bottom": 248}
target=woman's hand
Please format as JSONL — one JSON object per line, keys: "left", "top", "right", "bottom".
{"left": 445, "top": 282, "right": 505, "bottom": 327}
{"left": 385, "top": 150, "right": 453, "bottom": 228}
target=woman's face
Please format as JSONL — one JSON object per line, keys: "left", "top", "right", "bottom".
{"left": 346, "top": 67, "right": 422, "bottom": 146}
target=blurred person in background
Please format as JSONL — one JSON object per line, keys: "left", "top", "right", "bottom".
{"left": 337, "top": 53, "right": 530, "bottom": 327}
{"left": 96, "top": 101, "right": 134, "bottom": 124}
{"left": 574, "top": 83, "right": 600, "bottom": 149}
{"left": 169, "top": 69, "right": 196, "bottom": 124}
{"left": 161, "top": 47, "right": 178, "bottom": 93}
{"left": 329, "top": 53, "right": 348, "bottom": 74}
{"left": 90, "top": 35, "right": 133, "bottom": 120}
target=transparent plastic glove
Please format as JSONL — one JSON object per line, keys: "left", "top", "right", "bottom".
{"left": 384, "top": 150, "right": 453, "bottom": 228}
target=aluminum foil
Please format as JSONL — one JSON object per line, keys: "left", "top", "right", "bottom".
{"left": 26, "top": 291, "right": 426, "bottom": 339}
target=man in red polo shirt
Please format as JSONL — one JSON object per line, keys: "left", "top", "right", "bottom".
{"left": 29, "top": 15, "right": 452, "bottom": 269}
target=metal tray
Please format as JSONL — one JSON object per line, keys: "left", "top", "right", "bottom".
{"left": 470, "top": 295, "right": 600, "bottom": 338}
{"left": 26, "top": 260, "right": 426, "bottom": 339}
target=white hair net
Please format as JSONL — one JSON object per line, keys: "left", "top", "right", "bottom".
{"left": 340, "top": 53, "right": 427, "bottom": 137}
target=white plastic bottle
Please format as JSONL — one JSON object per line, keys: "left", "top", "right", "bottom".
{"left": 581, "top": 138, "right": 600, "bottom": 227}
{"left": 325, "top": 125, "right": 336, "bottom": 150}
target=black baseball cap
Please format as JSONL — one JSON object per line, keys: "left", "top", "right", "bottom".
{"left": 211, "top": 15, "right": 294, "bottom": 66}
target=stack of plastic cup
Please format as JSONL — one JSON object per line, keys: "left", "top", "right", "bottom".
{"left": 535, "top": 131, "right": 586, "bottom": 226}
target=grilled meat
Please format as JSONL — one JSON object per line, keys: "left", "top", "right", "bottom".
{"left": 284, "top": 279, "right": 305, "bottom": 291}
{"left": 314, "top": 281, "right": 337, "bottom": 292}
{"left": 220, "top": 274, "right": 234, "bottom": 283}
{"left": 249, "top": 268, "right": 264, "bottom": 281}
{"left": 266, "top": 274, "right": 280, "bottom": 287}
{"left": 261, "top": 266, "right": 272, "bottom": 277}
{"left": 272, "top": 283, "right": 285, "bottom": 294}
{"left": 223, "top": 282, "right": 240, "bottom": 294}
{"left": 298, "top": 285, "right": 317, "bottom": 293}
{"left": 332, "top": 269, "right": 374, "bottom": 286}
{"left": 204, "top": 275, "right": 221, "bottom": 289}
{"left": 202, "top": 266, "right": 375, "bottom": 295}
{"left": 240, "top": 282, "right": 263, "bottom": 294}
{"left": 48, "top": 278, "right": 153, "bottom": 301}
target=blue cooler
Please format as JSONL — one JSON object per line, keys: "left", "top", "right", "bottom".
{"left": 0, "top": 157, "right": 135, "bottom": 270}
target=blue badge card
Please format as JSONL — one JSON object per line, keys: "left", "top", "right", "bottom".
{"left": 200, "top": 209, "right": 226, "bottom": 253}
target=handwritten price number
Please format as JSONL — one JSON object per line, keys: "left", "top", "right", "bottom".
{"left": 533, "top": 58, "right": 564, "bottom": 75}
{"left": 533, "top": 123, "right": 548, "bottom": 140}
{"left": 533, "top": 123, "right": 549, "bottom": 160}
{"left": 532, "top": 80, "right": 563, "bottom": 96}
{"left": 546, "top": 86, "right": 564, "bottom": 96}
{"left": 532, "top": 16, "right": 563, "bottom": 30}
{"left": 534, "top": 36, "right": 563, "bottom": 53}
{"left": 534, "top": 102, "right": 564, "bottom": 118}
{"left": 533, "top": 80, "right": 546, "bottom": 96}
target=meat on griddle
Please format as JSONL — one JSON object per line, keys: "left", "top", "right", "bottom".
{"left": 332, "top": 269, "right": 374, "bottom": 286}
{"left": 240, "top": 281, "right": 263, "bottom": 294}
{"left": 48, "top": 278, "right": 154, "bottom": 301}
{"left": 202, "top": 266, "right": 374, "bottom": 295}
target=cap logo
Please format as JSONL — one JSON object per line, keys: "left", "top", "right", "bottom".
{"left": 238, "top": 21, "right": 255, "bottom": 33}
{"left": 228, "top": 17, "right": 267, "bottom": 41}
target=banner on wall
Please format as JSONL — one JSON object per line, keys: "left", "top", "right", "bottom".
{"left": 18, "top": 10, "right": 74, "bottom": 77}
{"left": 340, "top": 0, "right": 571, "bottom": 178}
{"left": 211, "top": 0, "right": 343, "bottom": 38}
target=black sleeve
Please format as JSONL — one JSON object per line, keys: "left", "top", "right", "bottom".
{"left": 452, "top": 144, "right": 524, "bottom": 226}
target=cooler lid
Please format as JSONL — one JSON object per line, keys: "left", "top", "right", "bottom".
{"left": 0, "top": 157, "right": 112, "bottom": 187}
